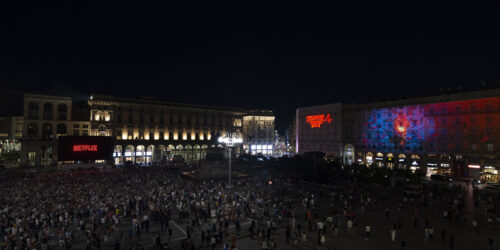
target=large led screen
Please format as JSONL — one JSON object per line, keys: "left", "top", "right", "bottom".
{"left": 58, "top": 136, "right": 113, "bottom": 161}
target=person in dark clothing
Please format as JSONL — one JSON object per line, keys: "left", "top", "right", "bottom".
{"left": 285, "top": 226, "right": 291, "bottom": 244}
{"left": 449, "top": 233, "right": 455, "bottom": 250}
{"left": 114, "top": 239, "right": 121, "bottom": 250}
{"left": 155, "top": 234, "right": 162, "bottom": 250}
{"left": 441, "top": 229, "right": 446, "bottom": 242}
{"left": 400, "top": 240, "right": 406, "bottom": 250}
{"left": 488, "top": 237, "right": 495, "bottom": 250}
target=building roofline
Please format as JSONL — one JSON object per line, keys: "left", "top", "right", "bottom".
{"left": 24, "top": 93, "right": 72, "bottom": 101}
{"left": 89, "top": 94, "right": 246, "bottom": 112}
{"left": 341, "top": 87, "right": 500, "bottom": 108}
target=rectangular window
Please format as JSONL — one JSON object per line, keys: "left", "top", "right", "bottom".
{"left": 82, "top": 130, "right": 88, "bottom": 136}
{"left": 487, "top": 144, "right": 494, "bottom": 152}
{"left": 73, "top": 130, "right": 79, "bottom": 135}
{"left": 73, "top": 124, "right": 79, "bottom": 128}
{"left": 83, "top": 124, "right": 89, "bottom": 128}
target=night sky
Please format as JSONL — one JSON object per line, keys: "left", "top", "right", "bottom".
{"left": 2, "top": 4, "right": 500, "bottom": 132}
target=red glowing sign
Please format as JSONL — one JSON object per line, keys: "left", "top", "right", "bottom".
{"left": 73, "top": 145, "right": 98, "bottom": 152}
{"left": 306, "top": 113, "right": 332, "bottom": 128}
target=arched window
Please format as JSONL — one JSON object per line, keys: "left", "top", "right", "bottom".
{"left": 28, "top": 102, "right": 39, "bottom": 119}
{"left": 98, "top": 125, "right": 107, "bottom": 136}
{"left": 57, "top": 104, "right": 68, "bottom": 120}
{"left": 42, "top": 123, "right": 53, "bottom": 140}
{"left": 43, "top": 103, "right": 53, "bottom": 120}
{"left": 94, "top": 111, "right": 103, "bottom": 121}
{"left": 27, "top": 123, "right": 38, "bottom": 137}
{"left": 56, "top": 123, "right": 67, "bottom": 134}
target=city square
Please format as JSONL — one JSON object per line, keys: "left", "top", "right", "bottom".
{"left": 2, "top": 3, "right": 500, "bottom": 250}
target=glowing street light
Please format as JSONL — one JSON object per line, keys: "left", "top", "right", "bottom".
{"left": 218, "top": 133, "right": 242, "bottom": 188}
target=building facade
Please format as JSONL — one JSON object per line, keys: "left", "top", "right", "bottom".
{"left": 88, "top": 95, "right": 275, "bottom": 165}
{"left": 296, "top": 103, "right": 343, "bottom": 158}
{"left": 20, "top": 94, "right": 91, "bottom": 167}
{"left": 0, "top": 116, "right": 23, "bottom": 157}
{"left": 297, "top": 88, "right": 500, "bottom": 182}
{"left": 242, "top": 111, "right": 275, "bottom": 156}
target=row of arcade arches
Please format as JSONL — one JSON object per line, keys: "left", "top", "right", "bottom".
{"left": 113, "top": 144, "right": 223, "bottom": 165}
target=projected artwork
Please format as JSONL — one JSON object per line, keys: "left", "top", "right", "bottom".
{"left": 361, "top": 105, "right": 430, "bottom": 151}
{"left": 360, "top": 97, "right": 500, "bottom": 153}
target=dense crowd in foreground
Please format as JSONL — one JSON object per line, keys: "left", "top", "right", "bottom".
{"left": 0, "top": 165, "right": 499, "bottom": 250}
{"left": 0, "top": 167, "right": 301, "bottom": 249}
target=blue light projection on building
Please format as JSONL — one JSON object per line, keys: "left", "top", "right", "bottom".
{"left": 361, "top": 105, "right": 436, "bottom": 152}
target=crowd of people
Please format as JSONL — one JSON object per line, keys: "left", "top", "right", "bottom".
{"left": 0, "top": 163, "right": 499, "bottom": 250}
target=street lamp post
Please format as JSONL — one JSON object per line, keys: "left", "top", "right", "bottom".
{"left": 218, "top": 133, "right": 243, "bottom": 188}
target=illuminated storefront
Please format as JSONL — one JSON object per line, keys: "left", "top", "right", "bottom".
{"left": 250, "top": 144, "right": 273, "bottom": 156}
{"left": 481, "top": 166, "right": 499, "bottom": 183}
{"left": 356, "top": 152, "right": 364, "bottom": 164}
{"left": 409, "top": 154, "right": 420, "bottom": 172}
{"left": 439, "top": 154, "right": 452, "bottom": 175}
{"left": 397, "top": 154, "right": 407, "bottom": 169}
{"left": 426, "top": 155, "right": 439, "bottom": 177}
{"left": 375, "top": 152, "right": 384, "bottom": 167}
{"left": 366, "top": 152, "right": 374, "bottom": 166}
{"left": 343, "top": 144, "right": 355, "bottom": 166}
{"left": 386, "top": 153, "right": 395, "bottom": 169}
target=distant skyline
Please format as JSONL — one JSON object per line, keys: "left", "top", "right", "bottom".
{"left": 2, "top": 5, "right": 500, "bottom": 132}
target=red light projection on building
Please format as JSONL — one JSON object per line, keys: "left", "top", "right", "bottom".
{"left": 393, "top": 112, "right": 410, "bottom": 141}
{"left": 73, "top": 145, "right": 98, "bottom": 152}
{"left": 306, "top": 113, "right": 332, "bottom": 128}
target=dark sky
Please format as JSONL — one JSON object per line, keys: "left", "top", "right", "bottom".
{"left": 2, "top": 4, "right": 500, "bottom": 132}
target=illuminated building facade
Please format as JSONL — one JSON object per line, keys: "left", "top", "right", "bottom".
{"left": 89, "top": 95, "right": 274, "bottom": 164}
{"left": 342, "top": 88, "right": 500, "bottom": 181}
{"left": 296, "top": 103, "right": 343, "bottom": 158}
{"left": 242, "top": 111, "right": 275, "bottom": 156}
{"left": 0, "top": 117, "right": 23, "bottom": 156}
{"left": 297, "top": 88, "right": 500, "bottom": 182}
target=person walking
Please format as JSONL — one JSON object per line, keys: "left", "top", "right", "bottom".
{"left": 365, "top": 225, "right": 371, "bottom": 240}
{"left": 347, "top": 219, "right": 353, "bottom": 233}
{"left": 390, "top": 229, "right": 396, "bottom": 243}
